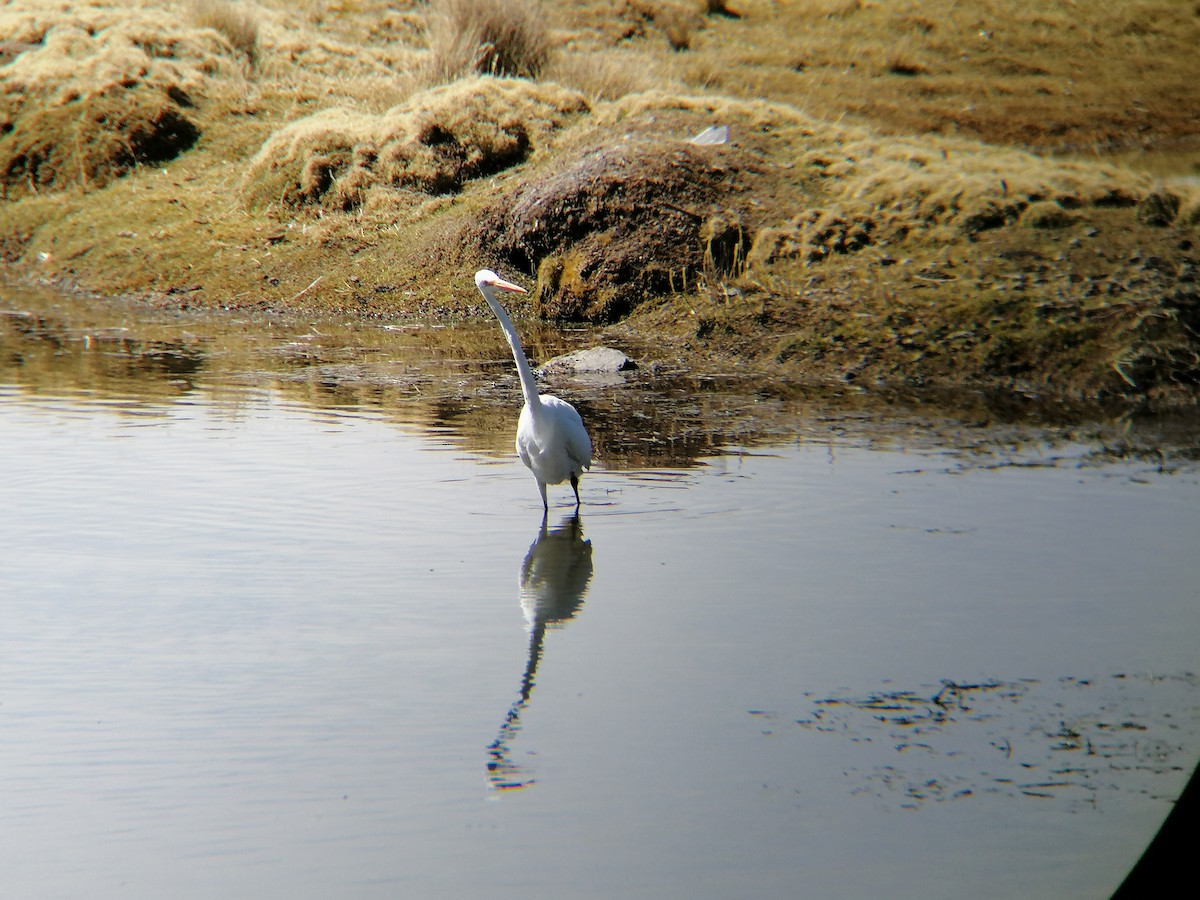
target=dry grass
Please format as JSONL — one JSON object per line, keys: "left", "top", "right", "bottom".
{"left": 188, "top": 0, "right": 260, "bottom": 68}
{"left": 242, "top": 77, "right": 588, "bottom": 210}
{"left": 0, "top": 3, "right": 235, "bottom": 196}
{"left": 424, "top": 0, "right": 553, "bottom": 83}
{"left": 2, "top": 0, "right": 1199, "bottom": 407}
{"left": 543, "top": 50, "right": 657, "bottom": 102}
{"left": 554, "top": 0, "right": 1200, "bottom": 153}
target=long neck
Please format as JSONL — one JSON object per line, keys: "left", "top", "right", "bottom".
{"left": 484, "top": 289, "right": 542, "bottom": 409}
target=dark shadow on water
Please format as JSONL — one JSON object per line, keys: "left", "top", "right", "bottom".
{"left": 487, "top": 513, "right": 593, "bottom": 791}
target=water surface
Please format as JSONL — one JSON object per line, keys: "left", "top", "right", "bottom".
{"left": 2, "top": 285, "right": 1198, "bottom": 899}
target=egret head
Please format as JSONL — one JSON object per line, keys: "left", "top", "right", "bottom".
{"left": 475, "top": 269, "right": 527, "bottom": 294}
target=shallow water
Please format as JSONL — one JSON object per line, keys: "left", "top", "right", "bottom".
{"left": 2, "top": 285, "right": 1199, "bottom": 899}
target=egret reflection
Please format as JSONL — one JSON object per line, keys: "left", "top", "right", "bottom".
{"left": 487, "top": 513, "right": 594, "bottom": 791}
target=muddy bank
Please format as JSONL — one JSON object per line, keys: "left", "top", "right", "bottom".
{"left": 6, "top": 280, "right": 1200, "bottom": 481}
{"left": 2, "top": 0, "right": 1199, "bottom": 412}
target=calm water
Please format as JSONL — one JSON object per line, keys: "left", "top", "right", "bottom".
{"left": 2, "top": 286, "right": 1199, "bottom": 899}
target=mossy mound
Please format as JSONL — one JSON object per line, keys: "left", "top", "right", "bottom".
{"left": 0, "top": 3, "right": 242, "bottom": 196}
{"left": 456, "top": 91, "right": 828, "bottom": 322}
{"left": 242, "top": 77, "right": 588, "bottom": 211}
{"left": 462, "top": 135, "right": 762, "bottom": 322}
{"left": 1, "top": 85, "right": 200, "bottom": 198}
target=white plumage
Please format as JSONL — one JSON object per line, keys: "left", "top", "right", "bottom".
{"left": 474, "top": 269, "right": 593, "bottom": 510}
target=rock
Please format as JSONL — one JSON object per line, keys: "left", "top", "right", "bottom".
{"left": 537, "top": 346, "right": 637, "bottom": 377}
{"left": 689, "top": 124, "right": 730, "bottom": 145}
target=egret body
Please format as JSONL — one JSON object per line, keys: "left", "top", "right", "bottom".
{"left": 474, "top": 269, "right": 593, "bottom": 510}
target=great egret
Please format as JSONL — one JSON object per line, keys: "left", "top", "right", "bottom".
{"left": 474, "top": 269, "right": 593, "bottom": 509}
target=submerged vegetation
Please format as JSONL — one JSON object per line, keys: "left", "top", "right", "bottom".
{"left": 1, "top": 0, "right": 1199, "bottom": 410}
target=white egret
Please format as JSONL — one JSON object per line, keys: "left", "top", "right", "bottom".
{"left": 474, "top": 269, "right": 593, "bottom": 510}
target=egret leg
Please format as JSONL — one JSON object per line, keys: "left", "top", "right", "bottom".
{"left": 570, "top": 473, "right": 581, "bottom": 507}
{"left": 538, "top": 480, "right": 548, "bottom": 511}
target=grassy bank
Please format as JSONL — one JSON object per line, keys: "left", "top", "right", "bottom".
{"left": 2, "top": 0, "right": 1198, "bottom": 409}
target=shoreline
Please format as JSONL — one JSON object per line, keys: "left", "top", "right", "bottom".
{"left": 2, "top": 1, "right": 1198, "bottom": 412}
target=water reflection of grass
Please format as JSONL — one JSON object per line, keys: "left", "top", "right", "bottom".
{"left": 4, "top": 286, "right": 1199, "bottom": 471}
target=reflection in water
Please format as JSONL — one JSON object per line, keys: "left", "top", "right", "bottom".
{"left": 0, "top": 308, "right": 206, "bottom": 409}
{"left": 487, "top": 514, "right": 594, "bottom": 791}
{"left": 0, "top": 285, "right": 808, "bottom": 468}
{"left": 6, "top": 282, "right": 1199, "bottom": 472}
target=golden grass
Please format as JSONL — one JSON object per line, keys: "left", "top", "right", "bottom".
{"left": 242, "top": 77, "right": 588, "bottom": 210}
{"left": 564, "top": 0, "right": 1200, "bottom": 155}
{"left": 424, "top": 0, "right": 553, "bottom": 83}
{"left": 543, "top": 50, "right": 658, "bottom": 102}
{"left": 0, "top": 2, "right": 237, "bottom": 196}
{"left": 1, "top": 0, "right": 1199, "bottom": 407}
{"left": 188, "top": 0, "right": 260, "bottom": 68}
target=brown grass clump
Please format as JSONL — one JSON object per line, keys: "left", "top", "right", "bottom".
{"left": 543, "top": 50, "right": 657, "bottom": 102}
{"left": 188, "top": 0, "right": 260, "bottom": 68}
{"left": 243, "top": 77, "right": 588, "bottom": 211}
{"left": 0, "top": 1, "right": 250, "bottom": 196}
{"left": 424, "top": 0, "right": 553, "bottom": 83}
{"left": 653, "top": 3, "right": 704, "bottom": 52}
{"left": 1, "top": 89, "right": 200, "bottom": 199}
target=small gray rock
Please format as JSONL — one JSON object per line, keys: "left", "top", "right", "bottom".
{"left": 537, "top": 346, "right": 637, "bottom": 377}
{"left": 690, "top": 124, "right": 730, "bottom": 145}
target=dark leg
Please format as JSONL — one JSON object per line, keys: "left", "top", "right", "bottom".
{"left": 570, "top": 473, "right": 581, "bottom": 507}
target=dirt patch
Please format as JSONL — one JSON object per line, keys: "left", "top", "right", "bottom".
{"left": 242, "top": 77, "right": 588, "bottom": 211}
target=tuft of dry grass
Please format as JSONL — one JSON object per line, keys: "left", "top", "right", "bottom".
{"left": 543, "top": 50, "right": 656, "bottom": 101}
{"left": 188, "top": 0, "right": 260, "bottom": 68}
{"left": 424, "top": 0, "right": 552, "bottom": 83}
{"left": 620, "top": 0, "right": 705, "bottom": 53}
{"left": 656, "top": 5, "right": 698, "bottom": 51}
{"left": 0, "top": 4, "right": 239, "bottom": 196}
